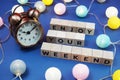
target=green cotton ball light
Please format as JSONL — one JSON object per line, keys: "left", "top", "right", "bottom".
{"left": 96, "top": 34, "right": 111, "bottom": 48}
{"left": 17, "top": 0, "right": 28, "bottom": 4}
{"left": 76, "top": 5, "right": 88, "bottom": 17}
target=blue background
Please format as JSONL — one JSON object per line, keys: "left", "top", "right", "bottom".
{"left": 0, "top": 0, "right": 120, "bottom": 80}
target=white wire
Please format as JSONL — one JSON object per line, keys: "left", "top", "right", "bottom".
{"left": 0, "top": 24, "right": 10, "bottom": 43}
{"left": 19, "top": 75, "right": 23, "bottom": 80}
{"left": 0, "top": 43, "right": 4, "bottom": 64}
{"left": 110, "top": 44, "right": 116, "bottom": 74}
{"left": 103, "top": 24, "right": 108, "bottom": 34}
{"left": 99, "top": 75, "right": 112, "bottom": 80}
{"left": 66, "top": 5, "right": 78, "bottom": 7}
{"left": 11, "top": 76, "right": 18, "bottom": 80}
{"left": 74, "top": 0, "right": 80, "bottom": 5}
{"left": 88, "top": 13, "right": 105, "bottom": 26}
{"left": 88, "top": 0, "right": 95, "bottom": 12}
{"left": 99, "top": 43, "right": 116, "bottom": 80}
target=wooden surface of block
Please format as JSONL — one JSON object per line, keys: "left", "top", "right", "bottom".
{"left": 61, "top": 45, "right": 72, "bottom": 59}
{"left": 56, "top": 31, "right": 66, "bottom": 44}
{"left": 102, "top": 50, "right": 114, "bottom": 65}
{"left": 76, "top": 22, "right": 86, "bottom": 33}
{"left": 71, "top": 46, "right": 82, "bottom": 61}
{"left": 50, "top": 18, "right": 61, "bottom": 30}
{"left": 46, "top": 30, "right": 57, "bottom": 43}
{"left": 92, "top": 49, "right": 103, "bottom": 64}
{"left": 85, "top": 23, "right": 95, "bottom": 35}
{"left": 65, "top": 32, "right": 76, "bottom": 45}
{"left": 50, "top": 43, "right": 62, "bottom": 58}
{"left": 66, "top": 21, "right": 77, "bottom": 32}
{"left": 81, "top": 48, "right": 93, "bottom": 62}
{"left": 74, "top": 33, "right": 85, "bottom": 46}
{"left": 41, "top": 42, "right": 52, "bottom": 56}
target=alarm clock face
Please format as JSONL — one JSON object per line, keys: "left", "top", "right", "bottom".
{"left": 16, "top": 20, "right": 43, "bottom": 47}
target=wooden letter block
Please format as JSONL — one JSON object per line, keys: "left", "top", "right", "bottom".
{"left": 65, "top": 32, "right": 76, "bottom": 45}
{"left": 50, "top": 43, "right": 62, "bottom": 58}
{"left": 71, "top": 46, "right": 82, "bottom": 61}
{"left": 74, "top": 33, "right": 85, "bottom": 46}
{"left": 41, "top": 42, "right": 52, "bottom": 57}
{"left": 50, "top": 18, "right": 60, "bottom": 30}
{"left": 56, "top": 31, "right": 66, "bottom": 44}
{"left": 66, "top": 21, "right": 77, "bottom": 32}
{"left": 76, "top": 22, "right": 86, "bottom": 34}
{"left": 92, "top": 49, "right": 103, "bottom": 64}
{"left": 81, "top": 48, "right": 93, "bottom": 63}
{"left": 61, "top": 45, "right": 72, "bottom": 60}
{"left": 102, "top": 51, "right": 114, "bottom": 65}
{"left": 46, "top": 30, "right": 57, "bottom": 43}
{"left": 85, "top": 23, "right": 95, "bottom": 35}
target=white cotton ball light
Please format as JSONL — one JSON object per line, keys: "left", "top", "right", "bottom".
{"left": 97, "top": 0, "right": 106, "bottom": 3}
{"left": 10, "top": 59, "right": 26, "bottom": 76}
{"left": 105, "top": 6, "right": 118, "bottom": 18}
{"left": 34, "top": 1, "right": 46, "bottom": 13}
{"left": 12, "top": 5, "right": 24, "bottom": 13}
{"left": 45, "top": 67, "right": 62, "bottom": 80}
{"left": 63, "top": 0, "right": 73, "bottom": 3}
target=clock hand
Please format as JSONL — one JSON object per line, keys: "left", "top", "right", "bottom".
{"left": 25, "top": 26, "right": 36, "bottom": 35}
{"left": 30, "top": 26, "right": 36, "bottom": 32}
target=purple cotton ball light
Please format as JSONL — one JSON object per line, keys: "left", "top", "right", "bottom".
{"left": 72, "top": 63, "right": 90, "bottom": 80}
{"left": 0, "top": 17, "right": 4, "bottom": 27}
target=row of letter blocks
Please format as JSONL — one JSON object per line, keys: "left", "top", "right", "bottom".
{"left": 50, "top": 18, "right": 95, "bottom": 35}
{"left": 47, "top": 30, "right": 85, "bottom": 46}
{"left": 41, "top": 18, "right": 114, "bottom": 65}
{"left": 41, "top": 42, "right": 113, "bottom": 65}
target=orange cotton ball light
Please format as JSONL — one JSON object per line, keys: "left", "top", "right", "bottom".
{"left": 107, "top": 16, "right": 120, "bottom": 30}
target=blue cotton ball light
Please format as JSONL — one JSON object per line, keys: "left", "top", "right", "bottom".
{"left": 17, "top": 0, "right": 28, "bottom": 4}
{"left": 76, "top": 5, "right": 88, "bottom": 17}
{"left": 96, "top": 34, "right": 111, "bottom": 48}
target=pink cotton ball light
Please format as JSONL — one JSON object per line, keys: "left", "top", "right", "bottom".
{"left": 72, "top": 63, "right": 90, "bottom": 80}
{"left": 54, "top": 3, "right": 66, "bottom": 15}
{"left": 0, "top": 17, "right": 4, "bottom": 27}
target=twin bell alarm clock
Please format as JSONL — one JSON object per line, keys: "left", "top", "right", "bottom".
{"left": 9, "top": 5, "right": 44, "bottom": 48}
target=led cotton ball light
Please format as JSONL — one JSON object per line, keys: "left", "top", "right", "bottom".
{"left": 72, "top": 63, "right": 90, "bottom": 80}
{"left": 17, "top": 0, "right": 28, "bottom": 4}
{"left": 12, "top": 5, "right": 24, "bottom": 13}
{"left": 42, "top": 0, "right": 53, "bottom": 6}
{"left": 96, "top": 34, "right": 111, "bottom": 48}
{"left": 97, "top": 0, "right": 106, "bottom": 3}
{"left": 45, "top": 67, "right": 62, "bottom": 80}
{"left": 0, "top": 17, "right": 4, "bottom": 27}
{"left": 105, "top": 6, "right": 118, "bottom": 18}
{"left": 64, "top": 0, "right": 73, "bottom": 3}
{"left": 76, "top": 5, "right": 88, "bottom": 17}
{"left": 34, "top": 1, "right": 46, "bottom": 13}
{"left": 113, "top": 70, "right": 120, "bottom": 80}
{"left": 54, "top": 3, "right": 66, "bottom": 15}
{"left": 107, "top": 16, "right": 120, "bottom": 30}
{"left": 10, "top": 59, "right": 26, "bottom": 79}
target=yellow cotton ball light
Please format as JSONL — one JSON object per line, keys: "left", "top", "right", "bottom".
{"left": 112, "top": 70, "right": 120, "bottom": 80}
{"left": 107, "top": 16, "right": 120, "bottom": 30}
{"left": 42, "top": 0, "right": 53, "bottom": 6}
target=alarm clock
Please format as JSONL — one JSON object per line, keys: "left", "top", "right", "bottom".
{"left": 9, "top": 5, "right": 44, "bottom": 48}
